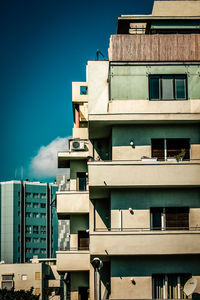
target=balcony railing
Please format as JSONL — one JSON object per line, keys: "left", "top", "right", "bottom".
{"left": 109, "top": 34, "right": 200, "bottom": 61}
{"left": 94, "top": 227, "right": 200, "bottom": 232}
{"left": 88, "top": 160, "right": 200, "bottom": 188}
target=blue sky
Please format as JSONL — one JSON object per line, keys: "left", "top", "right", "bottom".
{"left": 0, "top": 0, "right": 154, "bottom": 182}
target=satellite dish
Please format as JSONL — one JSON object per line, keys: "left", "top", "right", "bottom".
{"left": 184, "top": 277, "right": 197, "bottom": 296}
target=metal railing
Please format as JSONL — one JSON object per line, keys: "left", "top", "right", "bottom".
{"left": 94, "top": 227, "right": 200, "bottom": 232}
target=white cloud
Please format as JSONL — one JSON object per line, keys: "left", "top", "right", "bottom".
{"left": 29, "top": 137, "right": 69, "bottom": 178}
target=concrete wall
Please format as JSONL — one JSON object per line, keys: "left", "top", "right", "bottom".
{"left": 73, "top": 128, "right": 88, "bottom": 139}
{"left": 0, "top": 263, "right": 43, "bottom": 298}
{"left": 56, "top": 252, "right": 90, "bottom": 271}
{"left": 110, "top": 255, "right": 200, "bottom": 299}
{"left": 57, "top": 192, "right": 89, "bottom": 214}
{"left": 112, "top": 124, "right": 200, "bottom": 160}
{"left": 72, "top": 82, "right": 88, "bottom": 103}
{"left": 152, "top": 1, "right": 200, "bottom": 16}
{"left": 88, "top": 61, "right": 109, "bottom": 114}
{"left": 88, "top": 161, "right": 200, "bottom": 188}
{"left": 108, "top": 99, "right": 200, "bottom": 114}
{"left": 110, "top": 65, "right": 200, "bottom": 101}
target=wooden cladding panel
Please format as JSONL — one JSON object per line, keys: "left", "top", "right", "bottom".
{"left": 109, "top": 34, "right": 200, "bottom": 61}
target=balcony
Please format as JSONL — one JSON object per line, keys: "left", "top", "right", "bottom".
{"left": 88, "top": 160, "right": 200, "bottom": 189}
{"left": 72, "top": 82, "right": 88, "bottom": 103}
{"left": 108, "top": 34, "right": 200, "bottom": 62}
{"left": 90, "top": 228, "right": 200, "bottom": 255}
{"left": 57, "top": 191, "right": 89, "bottom": 214}
{"left": 58, "top": 140, "right": 89, "bottom": 168}
{"left": 89, "top": 105, "right": 200, "bottom": 138}
{"left": 56, "top": 250, "right": 90, "bottom": 272}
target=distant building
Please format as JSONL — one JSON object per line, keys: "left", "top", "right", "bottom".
{"left": 0, "top": 180, "right": 58, "bottom": 263}
{"left": 0, "top": 257, "right": 62, "bottom": 299}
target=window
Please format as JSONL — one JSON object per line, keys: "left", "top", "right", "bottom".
{"left": 150, "top": 207, "right": 189, "bottom": 230}
{"left": 152, "top": 138, "right": 190, "bottom": 161}
{"left": 33, "top": 212, "right": 40, "bottom": 218}
{"left": 40, "top": 203, "right": 46, "bottom": 208}
{"left": 33, "top": 248, "right": 39, "bottom": 254}
{"left": 33, "top": 203, "right": 39, "bottom": 208}
{"left": 40, "top": 226, "right": 46, "bottom": 234}
{"left": 35, "top": 272, "right": 41, "bottom": 280}
{"left": 35, "top": 288, "right": 40, "bottom": 295}
{"left": 21, "top": 274, "right": 27, "bottom": 280}
{"left": 25, "top": 212, "right": 31, "bottom": 218}
{"left": 25, "top": 192, "right": 32, "bottom": 198}
{"left": 26, "top": 202, "right": 31, "bottom": 208}
{"left": 33, "top": 237, "right": 39, "bottom": 243}
{"left": 26, "top": 237, "right": 31, "bottom": 243}
{"left": 40, "top": 237, "right": 46, "bottom": 243}
{"left": 2, "top": 281, "right": 13, "bottom": 290}
{"left": 80, "top": 86, "right": 88, "bottom": 95}
{"left": 33, "top": 193, "right": 39, "bottom": 199}
{"left": 152, "top": 274, "right": 190, "bottom": 299}
{"left": 149, "top": 75, "right": 187, "bottom": 100}
{"left": 25, "top": 225, "right": 31, "bottom": 234}
{"left": 2, "top": 275, "right": 13, "bottom": 281}
{"left": 26, "top": 248, "right": 31, "bottom": 253}
{"left": 33, "top": 226, "right": 39, "bottom": 234}
{"left": 41, "top": 248, "right": 46, "bottom": 254}
{"left": 41, "top": 213, "right": 46, "bottom": 219}
{"left": 40, "top": 193, "right": 46, "bottom": 199}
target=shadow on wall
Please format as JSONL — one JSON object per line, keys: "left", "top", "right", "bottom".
{"left": 111, "top": 188, "right": 200, "bottom": 210}
{"left": 112, "top": 124, "right": 200, "bottom": 147}
{"left": 111, "top": 255, "right": 200, "bottom": 277}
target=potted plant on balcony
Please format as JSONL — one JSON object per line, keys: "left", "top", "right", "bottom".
{"left": 175, "top": 148, "right": 186, "bottom": 162}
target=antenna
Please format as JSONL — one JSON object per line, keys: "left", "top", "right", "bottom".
{"left": 21, "top": 166, "right": 23, "bottom": 180}
{"left": 183, "top": 277, "right": 197, "bottom": 296}
{"left": 96, "top": 49, "right": 106, "bottom": 60}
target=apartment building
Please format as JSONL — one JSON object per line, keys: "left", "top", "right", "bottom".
{"left": 56, "top": 0, "right": 200, "bottom": 299}
{"left": 0, "top": 258, "right": 62, "bottom": 299}
{"left": 0, "top": 180, "right": 58, "bottom": 263}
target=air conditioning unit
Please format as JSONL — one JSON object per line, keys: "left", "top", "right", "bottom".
{"left": 70, "top": 140, "right": 86, "bottom": 151}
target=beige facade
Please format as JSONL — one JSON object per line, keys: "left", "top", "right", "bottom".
{"left": 56, "top": 0, "right": 200, "bottom": 300}
{"left": 0, "top": 258, "right": 62, "bottom": 300}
